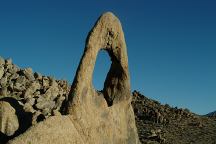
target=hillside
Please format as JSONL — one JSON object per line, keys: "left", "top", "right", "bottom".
{"left": 132, "top": 90, "right": 216, "bottom": 144}
{"left": 1, "top": 56, "right": 216, "bottom": 143}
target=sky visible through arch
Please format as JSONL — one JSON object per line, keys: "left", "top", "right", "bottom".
{"left": 0, "top": 0, "right": 215, "bottom": 115}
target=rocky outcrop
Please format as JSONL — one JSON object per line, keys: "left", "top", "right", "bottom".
{"left": 65, "top": 12, "right": 140, "bottom": 144}
{"left": 0, "top": 56, "right": 69, "bottom": 142}
{"left": 7, "top": 12, "right": 140, "bottom": 144}
{"left": 132, "top": 91, "right": 216, "bottom": 144}
{"left": 0, "top": 56, "right": 69, "bottom": 123}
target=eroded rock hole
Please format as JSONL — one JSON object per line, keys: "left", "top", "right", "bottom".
{"left": 93, "top": 50, "right": 111, "bottom": 91}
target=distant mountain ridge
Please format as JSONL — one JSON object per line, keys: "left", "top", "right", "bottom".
{"left": 206, "top": 111, "right": 216, "bottom": 117}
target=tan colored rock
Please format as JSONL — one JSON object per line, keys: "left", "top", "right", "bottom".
{"left": 0, "top": 77, "right": 7, "bottom": 87}
{"left": 24, "top": 81, "right": 40, "bottom": 99}
{"left": 0, "top": 87, "right": 7, "bottom": 96}
{"left": 23, "top": 68, "right": 35, "bottom": 81}
{"left": 8, "top": 116, "right": 84, "bottom": 144}
{"left": 0, "top": 65, "right": 4, "bottom": 79}
{"left": 0, "top": 101, "right": 19, "bottom": 136}
{"left": 66, "top": 12, "right": 140, "bottom": 144}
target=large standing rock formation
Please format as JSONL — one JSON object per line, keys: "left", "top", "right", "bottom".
{"left": 8, "top": 12, "right": 140, "bottom": 144}
{"left": 66, "top": 12, "right": 140, "bottom": 143}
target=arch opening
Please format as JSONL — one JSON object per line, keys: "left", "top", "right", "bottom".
{"left": 92, "top": 50, "right": 111, "bottom": 92}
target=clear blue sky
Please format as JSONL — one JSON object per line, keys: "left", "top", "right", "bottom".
{"left": 0, "top": 0, "right": 215, "bottom": 115}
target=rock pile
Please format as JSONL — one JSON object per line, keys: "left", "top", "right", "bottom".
{"left": 0, "top": 56, "right": 70, "bottom": 134}
{"left": 132, "top": 90, "right": 193, "bottom": 125}
{"left": 132, "top": 90, "right": 216, "bottom": 144}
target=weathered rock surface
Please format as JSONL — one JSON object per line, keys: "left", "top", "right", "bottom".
{"left": 65, "top": 12, "right": 140, "bottom": 144}
{"left": 0, "top": 101, "right": 19, "bottom": 136}
{"left": 7, "top": 12, "right": 140, "bottom": 144}
{"left": 8, "top": 116, "right": 84, "bottom": 144}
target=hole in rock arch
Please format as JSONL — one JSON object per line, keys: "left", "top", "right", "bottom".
{"left": 93, "top": 50, "right": 111, "bottom": 91}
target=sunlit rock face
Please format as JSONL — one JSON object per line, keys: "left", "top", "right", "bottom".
{"left": 66, "top": 12, "right": 140, "bottom": 144}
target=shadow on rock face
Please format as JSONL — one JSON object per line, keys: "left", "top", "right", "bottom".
{"left": 0, "top": 97, "right": 33, "bottom": 143}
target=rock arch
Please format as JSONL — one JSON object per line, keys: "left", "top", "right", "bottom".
{"left": 65, "top": 12, "right": 140, "bottom": 143}
{"left": 67, "top": 12, "right": 131, "bottom": 110}
{"left": 92, "top": 50, "right": 110, "bottom": 91}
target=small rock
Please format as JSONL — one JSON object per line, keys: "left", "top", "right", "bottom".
{"left": 0, "top": 87, "right": 8, "bottom": 96}
{"left": 13, "top": 91, "right": 23, "bottom": 98}
{"left": 34, "top": 72, "right": 42, "bottom": 80}
{"left": 29, "top": 81, "right": 41, "bottom": 92}
{"left": 42, "top": 108, "right": 50, "bottom": 116}
{"left": 44, "top": 85, "right": 59, "bottom": 100}
{"left": 42, "top": 76, "right": 49, "bottom": 88}
{"left": 23, "top": 103, "right": 35, "bottom": 113}
{"left": 52, "top": 109, "right": 61, "bottom": 116}
{"left": 23, "top": 81, "right": 40, "bottom": 99}
{"left": 14, "top": 82, "right": 25, "bottom": 91}
{"left": 9, "top": 73, "right": 19, "bottom": 81}
{"left": 0, "top": 77, "right": 7, "bottom": 87}
{"left": 16, "top": 76, "right": 27, "bottom": 85}
{"left": 33, "top": 91, "right": 40, "bottom": 97}
{"left": 5, "top": 58, "right": 12, "bottom": 65}
{"left": 23, "top": 68, "right": 35, "bottom": 81}
{"left": 0, "top": 66, "right": 4, "bottom": 79}
{"left": 5, "top": 64, "right": 13, "bottom": 73}
{"left": 148, "top": 130, "right": 157, "bottom": 138}
{"left": 7, "top": 64, "right": 19, "bottom": 74}
{"left": 36, "top": 99, "right": 55, "bottom": 110}
{"left": 155, "top": 129, "right": 161, "bottom": 133}
{"left": 55, "top": 96, "right": 65, "bottom": 110}
{"left": 26, "top": 98, "right": 36, "bottom": 106}
{"left": 32, "top": 111, "right": 44, "bottom": 125}
{"left": 24, "top": 89, "right": 34, "bottom": 99}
